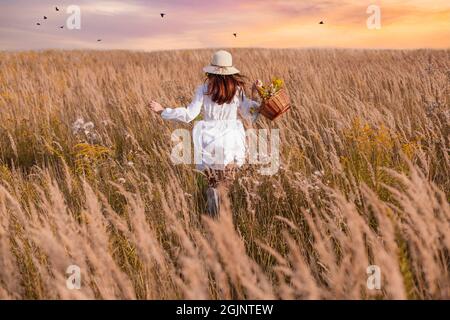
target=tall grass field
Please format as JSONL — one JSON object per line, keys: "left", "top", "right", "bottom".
{"left": 0, "top": 48, "right": 449, "bottom": 299}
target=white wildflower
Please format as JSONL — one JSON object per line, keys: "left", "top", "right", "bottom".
{"left": 83, "top": 121, "right": 94, "bottom": 131}
{"left": 313, "top": 170, "right": 324, "bottom": 177}
{"left": 72, "top": 117, "right": 85, "bottom": 134}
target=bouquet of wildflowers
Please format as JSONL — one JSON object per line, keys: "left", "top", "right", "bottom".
{"left": 255, "top": 78, "right": 284, "bottom": 100}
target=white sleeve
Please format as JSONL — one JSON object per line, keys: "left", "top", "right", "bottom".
{"left": 238, "top": 89, "right": 260, "bottom": 121}
{"left": 161, "top": 85, "right": 204, "bottom": 123}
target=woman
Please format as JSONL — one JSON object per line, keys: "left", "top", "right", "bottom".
{"left": 150, "top": 50, "right": 260, "bottom": 216}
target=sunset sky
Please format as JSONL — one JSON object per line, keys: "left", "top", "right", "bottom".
{"left": 0, "top": 0, "right": 449, "bottom": 51}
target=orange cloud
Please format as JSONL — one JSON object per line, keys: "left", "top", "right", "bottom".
{"left": 226, "top": 0, "right": 450, "bottom": 49}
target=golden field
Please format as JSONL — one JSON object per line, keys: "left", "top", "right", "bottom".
{"left": 0, "top": 48, "right": 448, "bottom": 299}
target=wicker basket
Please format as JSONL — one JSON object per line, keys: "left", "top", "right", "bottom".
{"left": 259, "top": 88, "right": 291, "bottom": 121}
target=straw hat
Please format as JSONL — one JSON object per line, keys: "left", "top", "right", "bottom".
{"left": 203, "top": 50, "right": 240, "bottom": 75}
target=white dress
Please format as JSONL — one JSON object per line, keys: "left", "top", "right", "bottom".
{"left": 161, "top": 84, "right": 259, "bottom": 170}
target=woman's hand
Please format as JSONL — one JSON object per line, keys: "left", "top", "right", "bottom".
{"left": 149, "top": 101, "right": 164, "bottom": 114}
{"left": 251, "top": 79, "right": 263, "bottom": 99}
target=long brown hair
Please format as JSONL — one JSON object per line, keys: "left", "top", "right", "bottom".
{"left": 205, "top": 73, "right": 246, "bottom": 105}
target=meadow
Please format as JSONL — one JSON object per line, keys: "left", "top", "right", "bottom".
{"left": 0, "top": 48, "right": 448, "bottom": 299}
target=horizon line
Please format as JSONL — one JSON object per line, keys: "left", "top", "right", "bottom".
{"left": 1, "top": 46, "right": 449, "bottom": 54}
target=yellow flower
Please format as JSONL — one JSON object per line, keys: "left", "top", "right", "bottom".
{"left": 257, "top": 77, "right": 285, "bottom": 100}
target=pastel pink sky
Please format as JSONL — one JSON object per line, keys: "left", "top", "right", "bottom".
{"left": 0, "top": 0, "right": 449, "bottom": 51}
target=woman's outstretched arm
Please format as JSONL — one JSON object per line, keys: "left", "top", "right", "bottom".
{"left": 149, "top": 85, "right": 204, "bottom": 123}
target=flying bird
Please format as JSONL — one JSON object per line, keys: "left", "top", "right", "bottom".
{"left": 233, "top": 33, "right": 237, "bottom": 37}
{"left": 44, "top": 16, "right": 47, "bottom": 20}
{"left": 60, "top": 26, "right": 64, "bottom": 29}
{"left": 319, "top": 21, "right": 324, "bottom": 24}
{"left": 36, "top": 23, "right": 41, "bottom": 26}
{"left": 160, "top": 13, "right": 165, "bottom": 18}
{"left": 97, "top": 39, "right": 102, "bottom": 42}
{"left": 55, "top": 7, "right": 60, "bottom": 11}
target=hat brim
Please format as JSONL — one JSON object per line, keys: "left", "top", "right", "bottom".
{"left": 203, "top": 65, "right": 240, "bottom": 75}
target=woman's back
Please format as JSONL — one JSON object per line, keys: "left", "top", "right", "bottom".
{"left": 201, "top": 83, "right": 242, "bottom": 121}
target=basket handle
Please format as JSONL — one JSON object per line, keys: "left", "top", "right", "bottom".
{"left": 251, "top": 81, "right": 263, "bottom": 101}
{"left": 251, "top": 86, "right": 258, "bottom": 100}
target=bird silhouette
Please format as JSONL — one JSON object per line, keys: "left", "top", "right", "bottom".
{"left": 36, "top": 23, "right": 41, "bottom": 26}
{"left": 160, "top": 13, "right": 165, "bottom": 18}
{"left": 319, "top": 21, "right": 324, "bottom": 24}
{"left": 97, "top": 39, "right": 102, "bottom": 42}
{"left": 60, "top": 26, "right": 64, "bottom": 29}
{"left": 44, "top": 16, "right": 47, "bottom": 20}
{"left": 56, "top": 7, "right": 59, "bottom": 11}
{"left": 233, "top": 33, "right": 237, "bottom": 37}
